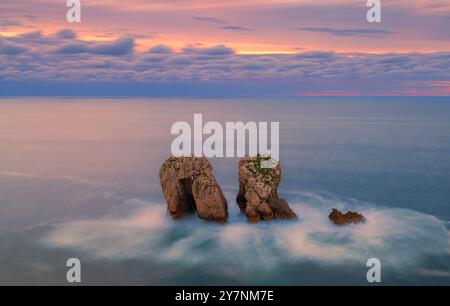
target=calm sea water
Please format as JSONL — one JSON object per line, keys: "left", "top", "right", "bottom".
{"left": 0, "top": 97, "right": 449, "bottom": 285}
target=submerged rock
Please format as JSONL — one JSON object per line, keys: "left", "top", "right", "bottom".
{"left": 328, "top": 208, "right": 367, "bottom": 225}
{"left": 160, "top": 156, "right": 228, "bottom": 223}
{"left": 236, "top": 156, "right": 297, "bottom": 222}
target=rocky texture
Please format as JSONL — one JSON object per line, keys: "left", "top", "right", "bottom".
{"left": 328, "top": 208, "right": 367, "bottom": 225}
{"left": 160, "top": 156, "right": 228, "bottom": 223}
{"left": 236, "top": 156, "right": 297, "bottom": 222}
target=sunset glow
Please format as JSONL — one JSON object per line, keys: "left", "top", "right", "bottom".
{"left": 1, "top": 0, "right": 449, "bottom": 96}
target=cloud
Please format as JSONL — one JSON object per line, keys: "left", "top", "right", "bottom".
{"left": 0, "top": 29, "right": 449, "bottom": 96}
{"left": 183, "top": 44, "right": 234, "bottom": 56}
{"left": 53, "top": 43, "right": 88, "bottom": 54}
{"left": 193, "top": 16, "right": 253, "bottom": 32}
{"left": 169, "top": 56, "right": 194, "bottom": 65}
{"left": 181, "top": 44, "right": 235, "bottom": 60}
{"left": 295, "top": 27, "right": 396, "bottom": 38}
{"left": 148, "top": 44, "right": 174, "bottom": 54}
{"left": 0, "top": 20, "right": 22, "bottom": 27}
{"left": 295, "top": 51, "right": 336, "bottom": 59}
{"left": 18, "top": 31, "right": 43, "bottom": 39}
{"left": 89, "top": 38, "right": 135, "bottom": 56}
{"left": 1, "top": 0, "right": 449, "bottom": 57}
{"left": 54, "top": 37, "right": 135, "bottom": 56}
{"left": 192, "top": 16, "right": 227, "bottom": 25}
{"left": 8, "top": 30, "right": 64, "bottom": 46}
{"left": 0, "top": 39, "right": 28, "bottom": 55}
{"left": 221, "top": 25, "right": 252, "bottom": 32}
{"left": 55, "top": 29, "right": 77, "bottom": 40}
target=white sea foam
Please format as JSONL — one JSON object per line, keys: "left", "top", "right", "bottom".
{"left": 40, "top": 194, "right": 450, "bottom": 278}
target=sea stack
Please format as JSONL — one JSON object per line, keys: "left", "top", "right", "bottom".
{"left": 236, "top": 156, "right": 297, "bottom": 223}
{"left": 160, "top": 156, "right": 228, "bottom": 223}
{"left": 328, "top": 208, "right": 367, "bottom": 225}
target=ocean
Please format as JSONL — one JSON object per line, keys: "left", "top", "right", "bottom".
{"left": 0, "top": 97, "right": 449, "bottom": 285}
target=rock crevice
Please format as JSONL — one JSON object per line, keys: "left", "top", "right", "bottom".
{"left": 160, "top": 156, "right": 228, "bottom": 223}
{"left": 236, "top": 157, "right": 297, "bottom": 222}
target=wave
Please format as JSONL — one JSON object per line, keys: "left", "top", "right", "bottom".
{"left": 40, "top": 193, "right": 450, "bottom": 282}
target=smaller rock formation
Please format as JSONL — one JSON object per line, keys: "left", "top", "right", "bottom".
{"left": 237, "top": 156, "right": 297, "bottom": 223}
{"left": 328, "top": 208, "right": 366, "bottom": 225}
{"left": 160, "top": 156, "right": 228, "bottom": 223}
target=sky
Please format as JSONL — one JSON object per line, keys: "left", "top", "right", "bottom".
{"left": 0, "top": 0, "right": 449, "bottom": 96}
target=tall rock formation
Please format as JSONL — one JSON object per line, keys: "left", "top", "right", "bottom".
{"left": 160, "top": 156, "right": 228, "bottom": 223}
{"left": 236, "top": 156, "right": 297, "bottom": 223}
